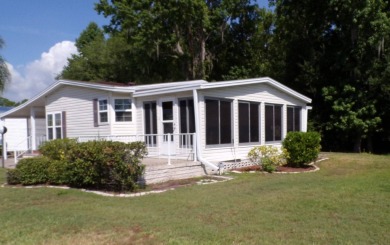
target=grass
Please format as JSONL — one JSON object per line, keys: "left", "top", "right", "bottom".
{"left": 0, "top": 153, "right": 389, "bottom": 244}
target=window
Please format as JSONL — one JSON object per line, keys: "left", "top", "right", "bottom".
{"left": 205, "top": 98, "right": 232, "bottom": 145}
{"left": 239, "top": 102, "right": 259, "bottom": 143}
{"left": 115, "top": 99, "right": 132, "bottom": 122}
{"left": 265, "top": 104, "right": 282, "bottom": 142}
{"left": 287, "top": 106, "right": 301, "bottom": 132}
{"left": 47, "top": 112, "right": 63, "bottom": 140}
{"left": 98, "top": 99, "right": 108, "bottom": 123}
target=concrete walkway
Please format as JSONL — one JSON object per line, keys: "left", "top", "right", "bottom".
{"left": 1, "top": 158, "right": 17, "bottom": 169}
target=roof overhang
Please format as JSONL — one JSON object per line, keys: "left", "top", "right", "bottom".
{"left": 200, "top": 77, "right": 312, "bottom": 103}
{"left": 0, "top": 79, "right": 135, "bottom": 119}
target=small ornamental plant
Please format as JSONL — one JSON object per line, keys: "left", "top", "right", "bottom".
{"left": 247, "top": 145, "right": 289, "bottom": 173}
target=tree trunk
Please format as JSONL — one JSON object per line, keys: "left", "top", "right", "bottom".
{"left": 353, "top": 135, "right": 362, "bottom": 153}
{"left": 367, "top": 134, "right": 373, "bottom": 153}
{"left": 200, "top": 38, "right": 206, "bottom": 79}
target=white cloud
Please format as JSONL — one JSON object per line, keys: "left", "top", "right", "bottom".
{"left": 3, "top": 41, "right": 78, "bottom": 102}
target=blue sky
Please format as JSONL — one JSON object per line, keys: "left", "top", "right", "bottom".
{"left": 0, "top": 0, "right": 269, "bottom": 101}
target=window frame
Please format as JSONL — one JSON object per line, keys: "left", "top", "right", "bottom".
{"left": 205, "top": 97, "right": 233, "bottom": 147}
{"left": 238, "top": 101, "right": 260, "bottom": 144}
{"left": 265, "top": 104, "right": 283, "bottom": 143}
{"left": 114, "top": 98, "right": 132, "bottom": 122}
{"left": 98, "top": 98, "right": 109, "bottom": 125}
{"left": 47, "top": 112, "right": 62, "bottom": 140}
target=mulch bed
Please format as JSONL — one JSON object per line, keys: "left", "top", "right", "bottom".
{"left": 233, "top": 164, "right": 316, "bottom": 173}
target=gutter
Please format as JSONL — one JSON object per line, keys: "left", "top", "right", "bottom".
{"left": 192, "top": 89, "right": 219, "bottom": 172}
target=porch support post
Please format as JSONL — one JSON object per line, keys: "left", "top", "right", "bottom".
{"left": 282, "top": 104, "right": 287, "bottom": 140}
{"left": 30, "top": 107, "right": 36, "bottom": 151}
{"left": 192, "top": 89, "right": 201, "bottom": 160}
{"left": 301, "top": 106, "right": 311, "bottom": 132}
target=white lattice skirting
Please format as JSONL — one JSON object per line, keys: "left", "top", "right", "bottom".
{"left": 219, "top": 159, "right": 256, "bottom": 170}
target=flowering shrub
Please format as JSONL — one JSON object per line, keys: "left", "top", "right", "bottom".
{"left": 247, "top": 145, "right": 288, "bottom": 173}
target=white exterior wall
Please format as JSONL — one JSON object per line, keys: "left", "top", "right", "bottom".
{"left": 46, "top": 86, "right": 131, "bottom": 138}
{"left": 3, "top": 118, "right": 28, "bottom": 150}
{"left": 197, "top": 83, "right": 307, "bottom": 162}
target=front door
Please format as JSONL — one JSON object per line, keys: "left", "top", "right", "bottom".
{"left": 161, "top": 100, "right": 175, "bottom": 155}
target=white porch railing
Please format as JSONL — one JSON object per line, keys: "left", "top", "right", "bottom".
{"left": 77, "top": 133, "right": 197, "bottom": 165}
{"left": 12, "top": 135, "right": 47, "bottom": 164}
{"left": 13, "top": 136, "right": 32, "bottom": 164}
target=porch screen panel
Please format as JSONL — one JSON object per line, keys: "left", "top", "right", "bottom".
{"left": 205, "top": 99, "right": 219, "bottom": 145}
{"left": 294, "top": 107, "right": 301, "bottom": 131}
{"left": 265, "top": 105, "right": 274, "bottom": 141}
{"left": 239, "top": 102, "right": 250, "bottom": 143}
{"left": 287, "top": 107, "right": 294, "bottom": 132}
{"left": 188, "top": 99, "right": 195, "bottom": 133}
{"left": 144, "top": 102, "right": 157, "bottom": 145}
{"left": 250, "top": 103, "right": 259, "bottom": 142}
{"left": 287, "top": 106, "right": 301, "bottom": 132}
{"left": 179, "top": 100, "right": 187, "bottom": 133}
{"left": 220, "top": 100, "right": 232, "bottom": 144}
{"left": 179, "top": 99, "right": 195, "bottom": 146}
{"left": 274, "top": 105, "right": 282, "bottom": 141}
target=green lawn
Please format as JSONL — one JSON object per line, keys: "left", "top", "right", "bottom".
{"left": 1, "top": 153, "right": 389, "bottom": 244}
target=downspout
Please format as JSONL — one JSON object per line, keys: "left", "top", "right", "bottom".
{"left": 192, "top": 89, "right": 219, "bottom": 172}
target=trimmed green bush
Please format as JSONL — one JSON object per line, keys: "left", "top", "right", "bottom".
{"left": 47, "top": 160, "right": 70, "bottom": 185}
{"left": 7, "top": 139, "right": 148, "bottom": 192}
{"left": 282, "top": 131, "right": 321, "bottom": 167}
{"left": 39, "top": 138, "right": 78, "bottom": 161}
{"left": 15, "top": 157, "right": 51, "bottom": 185}
{"left": 6, "top": 169, "right": 21, "bottom": 185}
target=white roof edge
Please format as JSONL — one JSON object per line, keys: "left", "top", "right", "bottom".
{"left": 133, "top": 84, "right": 202, "bottom": 97}
{"left": 57, "top": 80, "right": 136, "bottom": 92}
{"left": 1, "top": 81, "right": 60, "bottom": 118}
{"left": 0, "top": 80, "right": 135, "bottom": 118}
{"left": 200, "top": 77, "right": 312, "bottom": 103}
{"left": 134, "top": 80, "right": 207, "bottom": 92}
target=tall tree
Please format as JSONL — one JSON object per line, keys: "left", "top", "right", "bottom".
{"left": 271, "top": 0, "right": 390, "bottom": 152}
{"left": 0, "top": 37, "right": 10, "bottom": 93}
{"left": 95, "top": 0, "right": 263, "bottom": 82}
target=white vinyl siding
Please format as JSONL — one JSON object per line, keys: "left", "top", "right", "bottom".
{"left": 46, "top": 86, "right": 112, "bottom": 137}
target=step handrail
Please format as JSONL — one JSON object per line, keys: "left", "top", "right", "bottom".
{"left": 14, "top": 135, "right": 32, "bottom": 164}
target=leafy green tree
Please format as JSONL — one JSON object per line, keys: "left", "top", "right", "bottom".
{"left": 0, "top": 37, "right": 10, "bottom": 93}
{"left": 271, "top": 0, "right": 390, "bottom": 152}
{"left": 95, "top": 0, "right": 265, "bottom": 82}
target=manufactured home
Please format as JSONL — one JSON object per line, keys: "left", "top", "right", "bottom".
{"left": 0, "top": 77, "right": 311, "bottom": 179}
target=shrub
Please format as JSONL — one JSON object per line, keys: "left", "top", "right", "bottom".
{"left": 248, "top": 145, "right": 288, "bottom": 173}
{"left": 6, "top": 169, "right": 21, "bottom": 185}
{"left": 68, "top": 140, "right": 147, "bottom": 191}
{"left": 8, "top": 139, "right": 147, "bottom": 191}
{"left": 282, "top": 131, "right": 321, "bottom": 167}
{"left": 39, "top": 138, "right": 78, "bottom": 161}
{"left": 47, "top": 160, "right": 70, "bottom": 185}
{"left": 14, "top": 157, "right": 51, "bottom": 185}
